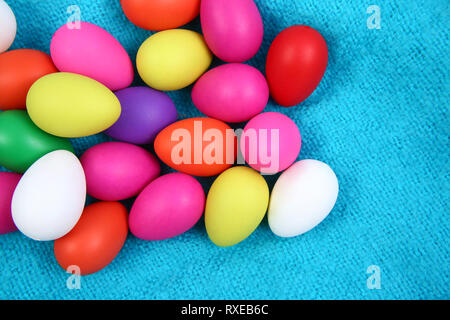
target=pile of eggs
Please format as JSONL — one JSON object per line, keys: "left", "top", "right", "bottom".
{"left": 0, "top": 0, "right": 339, "bottom": 275}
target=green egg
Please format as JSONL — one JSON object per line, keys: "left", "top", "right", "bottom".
{"left": 0, "top": 110, "right": 74, "bottom": 173}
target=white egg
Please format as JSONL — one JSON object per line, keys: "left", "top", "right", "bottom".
{"left": 268, "top": 159, "right": 339, "bottom": 237}
{"left": 12, "top": 150, "right": 86, "bottom": 241}
{"left": 0, "top": 0, "right": 16, "bottom": 53}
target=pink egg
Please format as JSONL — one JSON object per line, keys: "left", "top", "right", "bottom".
{"left": 0, "top": 172, "right": 21, "bottom": 234}
{"left": 201, "top": 0, "right": 263, "bottom": 62}
{"left": 129, "top": 173, "right": 205, "bottom": 241}
{"left": 192, "top": 63, "right": 268, "bottom": 123}
{"left": 241, "top": 112, "right": 301, "bottom": 174}
{"left": 80, "top": 142, "right": 160, "bottom": 201}
{"left": 50, "top": 21, "right": 133, "bottom": 91}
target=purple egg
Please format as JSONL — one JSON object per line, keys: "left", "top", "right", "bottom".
{"left": 104, "top": 87, "right": 177, "bottom": 144}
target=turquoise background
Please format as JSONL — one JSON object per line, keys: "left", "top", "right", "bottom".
{"left": 0, "top": 0, "right": 449, "bottom": 299}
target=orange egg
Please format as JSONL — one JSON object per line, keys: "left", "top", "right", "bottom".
{"left": 120, "top": 0, "right": 201, "bottom": 31}
{"left": 54, "top": 202, "right": 128, "bottom": 275}
{"left": 154, "top": 117, "right": 237, "bottom": 177}
{"left": 0, "top": 49, "right": 58, "bottom": 110}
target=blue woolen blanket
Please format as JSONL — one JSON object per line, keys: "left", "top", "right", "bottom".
{"left": 0, "top": 0, "right": 448, "bottom": 299}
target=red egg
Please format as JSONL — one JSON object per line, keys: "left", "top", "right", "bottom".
{"left": 54, "top": 202, "right": 128, "bottom": 275}
{"left": 266, "top": 25, "right": 328, "bottom": 107}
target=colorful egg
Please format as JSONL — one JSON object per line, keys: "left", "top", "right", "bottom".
{"left": 54, "top": 201, "right": 128, "bottom": 275}
{"left": 201, "top": 0, "right": 263, "bottom": 62}
{"left": 120, "top": 0, "right": 201, "bottom": 31}
{"left": 11, "top": 150, "right": 86, "bottom": 241}
{"left": 0, "top": 0, "right": 16, "bottom": 53}
{"left": 266, "top": 25, "right": 328, "bottom": 107}
{"left": 268, "top": 160, "right": 339, "bottom": 237}
{"left": 154, "top": 117, "right": 237, "bottom": 177}
{"left": 0, "top": 110, "right": 74, "bottom": 173}
{"left": 129, "top": 173, "right": 205, "bottom": 241}
{"left": 241, "top": 112, "right": 301, "bottom": 174}
{"left": 192, "top": 63, "right": 269, "bottom": 123}
{"left": 0, "top": 49, "right": 58, "bottom": 110}
{"left": 0, "top": 172, "right": 21, "bottom": 234}
{"left": 104, "top": 87, "right": 177, "bottom": 145}
{"left": 50, "top": 21, "right": 133, "bottom": 91}
{"left": 26, "top": 72, "right": 121, "bottom": 138}
{"left": 137, "top": 29, "right": 212, "bottom": 91}
{"left": 205, "top": 166, "right": 269, "bottom": 247}
{"left": 81, "top": 142, "right": 160, "bottom": 201}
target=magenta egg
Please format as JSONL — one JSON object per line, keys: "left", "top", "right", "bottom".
{"left": 192, "top": 63, "right": 268, "bottom": 123}
{"left": 129, "top": 173, "right": 205, "bottom": 241}
{"left": 80, "top": 142, "right": 160, "bottom": 201}
{"left": 241, "top": 112, "right": 301, "bottom": 174}
{"left": 201, "top": 0, "right": 263, "bottom": 62}
{"left": 0, "top": 172, "right": 21, "bottom": 234}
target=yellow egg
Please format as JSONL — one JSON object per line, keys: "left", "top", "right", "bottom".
{"left": 137, "top": 29, "right": 212, "bottom": 91}
{"left": 26, "top": 72, "right": 121, "bottom": 138}
{"left": 205, "top": 166, "right": 269, "bottom": 247}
